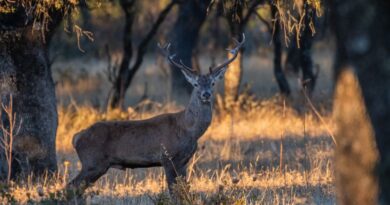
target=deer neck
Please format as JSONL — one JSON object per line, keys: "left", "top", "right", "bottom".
{"left": 183, "top": 90, "right": 212, "bottom": 139}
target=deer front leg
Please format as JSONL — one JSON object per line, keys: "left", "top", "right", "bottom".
{"left": 162, "top": 157, "right": 187, "bottom": 194}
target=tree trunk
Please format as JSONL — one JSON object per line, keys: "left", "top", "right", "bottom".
{"left": 224, "top": 49, "right": 243, "bottom": 106}
{"left": 271, "top": 3, "right": 290, "bottom": 96}
{"left": 0, "top": 3, "right": 67, "bottom": 179}
{"left": 79, "top": 0, "right": 92, "bottom": 30}
{"left": 333, "top": 68, "right": 378, "bottom": 205}
{"left": 0, "top": 29, "right": 58, "bottom": 179}
{"left": 109, "top": 0, "right": 137, "bottom": 109}
{"left": 169, "top": 0, "right": 211, "bottom": 104}
{"left": 110, "top": 0, "right": 176, "bottom": 109}
{"left": 331, "top": 0, "right": 390, "bottom": 204}
{"left": 299, "top": 1, "right": 316, "bottom": 93}
{"left": 224, "top": 2, "right": 244, "bottom": 106}
{"left": 223, "top": 0, "right": 262, "bottom": 105}
{"left": 284, "top": 1, "right": 316, "bottom": 94}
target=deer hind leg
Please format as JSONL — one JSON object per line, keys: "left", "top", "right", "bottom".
{"left": 67, "top": 164, "right": 109, "bottom": 198}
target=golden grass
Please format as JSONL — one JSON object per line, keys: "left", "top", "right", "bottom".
{"left": 2, "top": 96, "right": 336, "bottom": 204}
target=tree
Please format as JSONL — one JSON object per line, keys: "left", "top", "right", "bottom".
{"left": 0, "top": 1, "right": 74, "bottom": 179}
{"left": 331, "top": 0, "right": 390, "bottom": 204}
{"left": 267, "top": 0, "right": 318, "bottom": 96}
{"left": 223, "top": 0, "right": 262, "bottom": 106}
{"left": 109, "top": 0, "right": 177, "bottom": 109}
{"left": 270, "top": 2, "right": 290, "bottom": 95}
{"left": 284, "top": 1, "right": 317, "bottom": 94}
{"left": 169, "top": 0, "right": 211, "bottom": 104}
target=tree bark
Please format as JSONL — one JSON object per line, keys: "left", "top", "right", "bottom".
{"left": 331, "top": 0, "right": 390, "bottom": 204}
{"left": 169, "top": 0, "right": 211, "bottom": 104}
{"left": 0, "top": 5, "right": 64, "bottom": 178}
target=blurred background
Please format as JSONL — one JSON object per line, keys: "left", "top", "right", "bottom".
{"left": 50, "top": 0, "right": 333, "bottom": 109}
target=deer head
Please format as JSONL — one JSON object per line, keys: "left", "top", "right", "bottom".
{"left": 159, "top": 34, "right": 245, "bottom": 103}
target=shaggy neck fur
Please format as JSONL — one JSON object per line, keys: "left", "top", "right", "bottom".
{"left": 183, "top": 89, "right": 212, "bottom": 139}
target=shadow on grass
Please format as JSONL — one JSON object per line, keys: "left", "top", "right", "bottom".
{"left": 198, "top": 134, "right": 335, "bottom": 172}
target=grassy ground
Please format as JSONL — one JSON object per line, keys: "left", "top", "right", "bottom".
{"left": 3, "top": 95, "right": 336, "bottom": 204}
{"left": 2, "top": 49, "right": 336, "bottom": 204}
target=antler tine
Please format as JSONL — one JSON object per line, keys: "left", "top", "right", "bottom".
{"left": 210, "top": 33, "right": 246, "bottom": 74}
{"left": 158, "top": 42, "right": 195, "bottom": 73}
{"left": 179, "top": 60, "right": 193, "bottom": 72}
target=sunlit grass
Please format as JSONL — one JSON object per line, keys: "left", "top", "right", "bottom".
{"left": 0, "top": 95, "right": 336, "bottom": 204}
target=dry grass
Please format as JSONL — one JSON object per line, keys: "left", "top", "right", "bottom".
{"left": 0, "top": 94, "right": 336, "bottom": 204}
{"left": 0, "top": 47, "right": 336, "bottom": 204}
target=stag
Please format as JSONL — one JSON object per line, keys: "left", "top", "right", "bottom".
{"left": 68, "top": 34, "right": 245, "bottom": 195}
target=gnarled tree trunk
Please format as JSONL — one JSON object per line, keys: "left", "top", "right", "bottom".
{"left": 0, "top": 3, "right": 67, "bottom": 179}
{"left": 0, "top": 30, "right": 60, "bottom": 179}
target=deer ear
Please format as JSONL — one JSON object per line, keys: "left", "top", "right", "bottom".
{"left": 180, "top": 69, "right": 198, "bottom": 86}
{"left": 211, "top": 66, "right": 228, "bottom": 81}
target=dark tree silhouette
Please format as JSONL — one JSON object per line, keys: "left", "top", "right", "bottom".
{"left": 109, "top": 0, "right": 177, "bottom": 109}
{"left": 331, "top": 0, "right": 390, "bottom": 204}
{"left": 270, "top": 1, "right": 318, "bottom": 96}
{"left": 168, "top": 0, "right": 211, "bottom": 103}
{"left": 270, "top": 2, "right": 290, "bottom": 95}
{"left": 282, "top": 1, "right": 317, "bottom": 94}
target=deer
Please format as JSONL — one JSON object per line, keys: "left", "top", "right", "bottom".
{"left": 67, "top": 34, "right": 245, "bottom": 196}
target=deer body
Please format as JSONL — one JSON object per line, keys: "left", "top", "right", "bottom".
{"left": 68, "top": 34, "right": 244, "bottom": 195}
{"left": 71, "top": 91, "right": 211, "bottom": 186}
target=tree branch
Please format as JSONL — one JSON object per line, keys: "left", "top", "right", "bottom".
{"left": 255, "top": 10, "right": 272, "bottom": 33}
{"left": 128, "top": 0, "right": 178, "bottom": 82}
{"left": 241, "top": 0, "right": 264, "bottom": 28}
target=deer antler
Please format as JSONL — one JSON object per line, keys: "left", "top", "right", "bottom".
{"left": 210, "top": 33, "right": 245, "bottom": 74}
{"left": 158, "top": 43, "right": 195, "bottom": 73}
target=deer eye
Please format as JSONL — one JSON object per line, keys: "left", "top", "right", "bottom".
{"left": 194, "top": 83, "right": 198, "bottom": 87}
{"left": 211, "top": 82, "right": 215, "bottom": 86}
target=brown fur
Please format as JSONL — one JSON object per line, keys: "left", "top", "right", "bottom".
{"left": 68, "top": 36, "right": 244, "bottom": 196}
{"left": 68, "top": 83, "right": 213, "bottom": 195}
